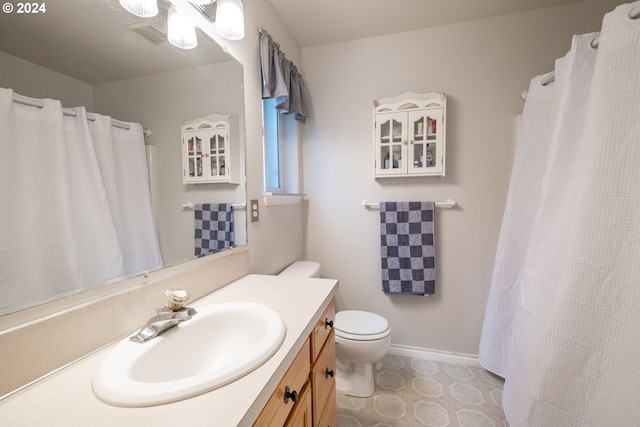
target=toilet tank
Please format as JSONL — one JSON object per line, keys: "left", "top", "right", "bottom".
{"left": 278, "top": 261, "right": 321, "bottom": 278}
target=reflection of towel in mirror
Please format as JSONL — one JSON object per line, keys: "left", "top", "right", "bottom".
{"left": 380, "top": 201, "right": 436, "bottom": 295}
{"left": 194, "top": 203, "right": 235, "bottom": 257}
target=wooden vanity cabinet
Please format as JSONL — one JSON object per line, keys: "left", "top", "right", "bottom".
{"left": 253, "top": 299, "right": 336, "bottom": 427}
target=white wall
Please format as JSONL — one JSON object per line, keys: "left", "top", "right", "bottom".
{"left": 301, "top": 0, "right": 621, "bottom": 354}
{"left": 94, "top": 61, "right": 246, "bottom": 266}
{"left": 0, "top": 51, "right": 94, "bottom": 109}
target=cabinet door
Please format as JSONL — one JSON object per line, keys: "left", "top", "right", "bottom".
{"left": 375, "top": 112, "right": 407, "bottom": 176}
{"left": 253, "top": 340, "right": 311, "bottom": 427}
{"left": 183, "top": 132, "right": 205, "bottom": 183}
{"left": 207, "top": 129, "right": 230, "bottom": 181}
{"left": 316, "top": 387, "right": 337, "bottom": 427}
{"left": 407, "top": 108, "right": 443, "bottom": 176}
{"left": 312, "top": 330, "right": 336, "bottom": 427}
{"left": 284, "top": 384, "right": 312, "bottom": 427}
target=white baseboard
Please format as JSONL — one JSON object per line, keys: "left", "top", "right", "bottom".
{"left": 387, "top": 344, "right": 480, "bottom": 366}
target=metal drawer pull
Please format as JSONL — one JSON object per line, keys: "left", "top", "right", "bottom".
{"left": 284, "top": 386, "right": 298, "bottom": 404}
{"left": 324, "top": 318, "right": 333, "bottom": 329}
{"left": 325, "top": 368, "right": 334, "bottom": 378}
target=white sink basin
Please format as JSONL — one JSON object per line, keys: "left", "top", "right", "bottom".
{"left": 92, "top": 301, "right": 286, "bottom": 407}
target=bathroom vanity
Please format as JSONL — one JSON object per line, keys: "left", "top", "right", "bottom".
{"left": 254, "top": 300, "right": 336, "bottom": 426}
{"left": 0, "top": 274, "right": 338, "bottom": 427}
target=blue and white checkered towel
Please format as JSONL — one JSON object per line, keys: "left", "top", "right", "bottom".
{"left": 194, "top": 203, "right": 235, "bottom": 257}
{"left": 380, "top": 201, "right": 436, "bottom": 295}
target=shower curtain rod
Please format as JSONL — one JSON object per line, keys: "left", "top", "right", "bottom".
{"left": 520, "top": 29, "right": 612, "bottom": 102}
{"left": 12, "top": 93, "right": 152, "bottom": 137}
{"left": 519, "top": 1, "right": 640, "bottom": 102}
{"left": 521, "top": 3, "right": 640, "bottom": 101}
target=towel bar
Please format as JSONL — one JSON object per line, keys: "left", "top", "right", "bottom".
{"left": 362, "top": 199, "right": 457, "bottom": 209}
{"left": 182, "top": 202, "right": 246, "bottom": 210}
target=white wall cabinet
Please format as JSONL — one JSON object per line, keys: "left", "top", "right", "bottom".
{"left": 182, "top": 114, "right": 240, "bottom": 184}
{"left": 373, "top": 92, "right": 446, "bottom": 178}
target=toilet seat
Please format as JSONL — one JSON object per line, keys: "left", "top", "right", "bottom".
{"left": 334, "top": 310, "right": 390, "bottom": 341}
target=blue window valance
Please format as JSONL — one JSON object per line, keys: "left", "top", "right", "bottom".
{"left": 259, "top": 30, "right": 310, "bottom": 121}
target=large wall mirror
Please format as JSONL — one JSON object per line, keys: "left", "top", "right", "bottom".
{"left": 0, "top": 0, "right": 247, "bottom": 316}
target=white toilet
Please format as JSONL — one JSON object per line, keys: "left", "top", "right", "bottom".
{"left": 278, "top": 261, "right": 391, "bottom": 398}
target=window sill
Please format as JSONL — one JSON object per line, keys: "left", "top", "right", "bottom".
{"left": 263, "top": 192, "right": 305, "bottom": 206}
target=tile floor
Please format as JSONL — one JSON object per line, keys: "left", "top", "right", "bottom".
{"left": 336, "top": 353, "right": 508, "bottom": 427}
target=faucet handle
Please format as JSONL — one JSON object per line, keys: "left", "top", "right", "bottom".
{"left": 165, "top": 289, "right": 190, "bottom": 311}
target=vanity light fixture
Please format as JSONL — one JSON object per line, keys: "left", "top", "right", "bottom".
{"left": 215, "top": 0, "right": 245, "bottom": 40}
{"left": 119, "top": 0, "right": 159, "bottom": 18}
{"left": 121, "top": 0, "right": 245, "bottom": 49}
{"left": 168, "top": 5, "right": 198, "bottom": 49}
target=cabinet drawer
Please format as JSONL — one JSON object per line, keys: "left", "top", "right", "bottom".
{"left": 254, "top": 338, "right": 311, "bottom": 427}
{"left": 312, "top": 300, "right": 335, "bottom": 360}
{"left": 312, "top": 329, "right": 336, "bottom": 426}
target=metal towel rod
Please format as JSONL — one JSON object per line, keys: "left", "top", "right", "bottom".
{"left": 182, "top": 202, "right": 246, "bottom": 210}
{"left": 362, "top": 199, "right": 457, "bottom": 209}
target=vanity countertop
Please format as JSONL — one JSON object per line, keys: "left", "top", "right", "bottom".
{"left": 0, "top": 274, "right": 338, "bottom": 427}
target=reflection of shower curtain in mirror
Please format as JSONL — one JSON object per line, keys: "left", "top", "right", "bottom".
{"left": 88, "top": 114, "right": 163, "bottom": 276}
{"left": 0, "top": 87, "right": 163, "bottom": 316}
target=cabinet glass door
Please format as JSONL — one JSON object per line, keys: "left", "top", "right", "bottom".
{"left": 218, "top": 133, "right": 226, "bottom": 177}
{"left": 376, "top": 112, "right": 405, "bottom": 175}
{"left": 187, "top": 135, "right": 203, "bottom": 178}
{"left": 209, "top": 134, "right": 220, "bottom": 177}
{"left": 408, "top": 109, "right": 442, "bottom": 175}
{"left": 208, "top": 132, "right": 228, "bottom": 178}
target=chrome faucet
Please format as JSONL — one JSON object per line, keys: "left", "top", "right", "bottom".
{"left": 130, "top": 289, "right": 197, "bottom": 343}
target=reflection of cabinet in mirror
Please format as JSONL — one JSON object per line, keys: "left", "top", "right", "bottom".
{"left": 374, "top": 92, "right": 446, "bottom": 178}
{"left": 182, "top": 114, "right": 240, "bottom": 184}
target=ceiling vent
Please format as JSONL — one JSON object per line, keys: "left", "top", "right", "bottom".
{"left": 126, "top": 21, "right": 167, "bottom": 44}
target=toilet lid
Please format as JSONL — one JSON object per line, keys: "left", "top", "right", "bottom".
{"left": 335, "top": 310, "right": 390, "bottom": 341}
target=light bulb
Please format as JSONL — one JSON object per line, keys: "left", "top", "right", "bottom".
{"left": 168, "top": 5, "right": 198, "bottom": 50}
{"left": 119, "top": 0, "right": 158, "bottom": 18}
{"left": 215, "top": 0, "right": 244, "bottom": 41}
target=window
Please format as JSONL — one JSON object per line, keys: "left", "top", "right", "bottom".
{"left": 263, "top": 97, "right": 282, "bottom": 192}
{"left": 262, "top": 98, "right": 302, "bottom": 204}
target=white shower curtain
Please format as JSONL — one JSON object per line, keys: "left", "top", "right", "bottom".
{"left": 0, "top": 88, "right": 162, "bottom": 315}
{"left": 88, "top": 115, "right": 163, "bottom": 276}
{"left": 480, "top": 2, "right": 640, "bottom": 425}
{"left": 63, "top": 107, "right": 126, "bottom": 287}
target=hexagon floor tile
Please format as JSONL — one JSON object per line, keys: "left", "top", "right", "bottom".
{"left": 336, "top": 353, "right": 507, "bottom": 426}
